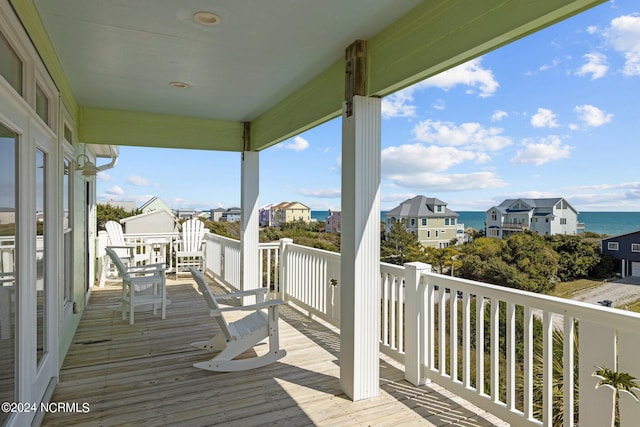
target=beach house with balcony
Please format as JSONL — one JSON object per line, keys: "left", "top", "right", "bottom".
{"left": 2, "top": 1, "right": 637, "bottom": 426}
{"left": 386, "top": 196, "right": 461, "bottom": 248}
{"left": 485, "top": 197, "right": 580, "bottom": 239}
{"left": 270, "top": 202, "right": 311, "bottom": 227}
{"left": 326, "top": 209, "right": 342, "bottom": 233}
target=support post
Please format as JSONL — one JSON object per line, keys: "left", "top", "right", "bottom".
{"left": 241, "top": 145, "right": 260, "bottom": 305}
{"left": 340, "top": 79, "right": 381, "bottom": 401}
{"left": 404, "top": 262, "right": 431, "bottom": 385}
{"left": 278, "top": 238, "right": 293, "bottom": 300}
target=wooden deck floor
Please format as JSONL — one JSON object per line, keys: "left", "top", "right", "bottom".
{"left": 42, "top": 277, "right": 507, "bottom": 427}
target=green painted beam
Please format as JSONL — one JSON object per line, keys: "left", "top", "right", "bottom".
{"left": 79, "top": 108, "right": 244, "bottom": 151}
{"left": 251, "top": 0, "right": 605, "bottom": 151}
{"left": 251, "top": 60, "right": 344, "bottom": 151}
{"left": 368, "top": 0, "right": 607, "bottom": 96}
{"left": 10, "top": 0, "right": 78, "bottom": 119}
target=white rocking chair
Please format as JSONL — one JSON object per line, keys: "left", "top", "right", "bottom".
{"left": 175, "top": 219, "right": 205, "bottom": 276}
{"left": 189, "top": 268, "right": 286, "bottom": 372}
{"left": 106, "top": 247, "right": 166, "bottom": 325}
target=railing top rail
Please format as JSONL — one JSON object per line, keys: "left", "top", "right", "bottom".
{"left": 380, "top": 262, "right": 406, "bottom": 275}
{"left": 424, "top": 272, "right": 640, "bottom": 333}
{"left": 286, "top": 243, "right": 340, "bottom": 259}
{"left": 203, "top": 232, "right": 240, "bottom": 245}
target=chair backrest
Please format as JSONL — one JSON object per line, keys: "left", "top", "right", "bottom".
{"left": 105, "top": 220, "right": 130, "bottom": 259}
{"left": 181, "top": 219, "right": 205, "bottom": 252}
{"left": 105, "top": 247, "right": 129, "bottom": 279}
{"left": 189, "top": 267, "right": 232, "bottom": 341}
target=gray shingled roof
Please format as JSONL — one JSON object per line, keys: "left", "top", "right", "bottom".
{"left": 386, "top": 195, "right": 458, "bottom": 218}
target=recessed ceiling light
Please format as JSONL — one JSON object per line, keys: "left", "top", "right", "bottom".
{"left": 193, "top": 11, "right": 221, "bottom": 26}
{"left": 169, "top": 81, "right": 189, "bottom": 89}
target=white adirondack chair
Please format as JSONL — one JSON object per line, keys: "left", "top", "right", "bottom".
{"left": 189, "top": 268, "right": 287, "bottom": 372}
{"left": 104, "top": 220, "right": 148, "bottom": 267}
{"left": 175, "top": 219, "right": 205, "bottom": 276}
{"left": 106, "top": 247, "right": 166, "bottom": 325}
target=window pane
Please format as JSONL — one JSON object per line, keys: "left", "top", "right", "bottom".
{"left": 0, "top": 31, "right": 22, "bottom": 94}
{"left": 63, "top": 158, "right": 72, "bottom": 303}
{"left": 0, "top": 123, "right": 17, "bottom": 422}
{"left": 36, "top": 149, "right": 47, "bottom": 364}
{"left": 36, "top": 84, "right": 49, "bottom": 125}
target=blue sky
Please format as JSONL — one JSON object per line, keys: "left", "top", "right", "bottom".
{"left": 98, "top": 1, "right": 640, "bottom": 213}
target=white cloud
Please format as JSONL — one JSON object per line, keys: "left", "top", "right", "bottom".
{"left": 384, "top": 171, "right": 506, "bottom": 192}
{"left": 105, "top": 185, "right": 124, "bottom": 196}
{"left": 412, "top": 120, "right": 512, "bottom": 151}
{"left": 491, "top": 110, "right": 508, "bottom": 122}
{"left": 432, "top": 99, "right": 446, "bottom": 110}
{"left": 381, "top": 58, "right": 498, "bottom": 118}
{"left": 575, "top": 104, "right": 613, "bottom": 127}
{"left": 127, "top": 175, "right": 153, "bottom": 186}
{"left": 510, "top": 136, "right": 572, "bottom": 165}
{"left": 382, "top": 144, "right": 479, "bottom": 175}
{"left": 538, "top": 58, "right": 561, "bottom": 72}
{"left": 587, "top": 25, "right": 599, "bottom": 35}
{"left": 575, "top": 52, "right": 609, "bottom": 79}
{"left": 530, "top": 108, "right": 559, "bottom": 128}
{"left": 296, "top": 188, "right": 341, "bottom": 198}
{"left": 418, "top": 58, "right": 499, "bottom": 97}
{"left": 605, "top": 14, "right": 640, "bottom": 76}
{"left": 381, "top": 89, "right": 417, "bottom": 118}
{"left": 282, "top": 136, "right": 310, "bottom": 151}
{"left": 97, "top": 171, "right": 111, "bottom": 181}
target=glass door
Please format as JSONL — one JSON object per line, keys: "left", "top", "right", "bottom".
{"left": 0, "top": 123, "right": 17, "bottom": 425}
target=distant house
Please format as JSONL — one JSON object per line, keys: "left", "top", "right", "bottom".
{"left": 120, "top": 209, "right": 180, "bottom": 234}
{"left": 222, "top": 207, "right": 241, "bottom": 223}
{"left": 174, "top": 208, "right": 197, "bottom": 220}
{"left": 385, "top": 196, "right": 462, "bottom": 248}
{"left": 485, "top": 197, "right": 581, "bottom": 239}
{"left": 601, "top": 231, "right": 640, "bottom": 278}
{"left": 139, "top": 196, "right": 172, "bottom": 214}
{"left": 271, "top": 202, "right": 311, "bottom": 227}
{"left": 210, "top": 208, "right": 227, "bottom": 222}
{"left": 259, "top": 204, "right": 275, "bottom": 227}
{"left": 326, "top": 210, "right": 341, "bottom": 233}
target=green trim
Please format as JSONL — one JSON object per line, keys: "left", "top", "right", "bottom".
{"left": 10, "top": 0, "right": 78, "bottom": 119}
{"left": 252, "top": 0, "right": 604, "bottom": 150}
{"left": 367, "top": 0, "right": 607, "bottom": 96}
{"left": 251, "top": 60, "right": 343, "bottom": 151}
{"left": 79, "top": 107, "right": 244, "bottom": 151}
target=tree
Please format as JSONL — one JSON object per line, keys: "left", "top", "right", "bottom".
{"left": 381, "top": 222, "right": 426, "bottom": 265}
{"left": 593, "top": 366, "right": 640, "bottom": 427}
{"left": 548, "top": 235, "right": 600, "bottom": 281}
{"left": 96, "top": 203, "right": 140, "bottom": 230}
{"left": 425, "top": 246, "right": 460, "bottom": 274}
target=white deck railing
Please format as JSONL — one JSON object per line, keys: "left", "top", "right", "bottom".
{"left": 148, "top": 232, "right": 640, "bottom": 427}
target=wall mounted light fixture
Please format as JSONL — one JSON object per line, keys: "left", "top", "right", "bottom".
{"left": 76, "top": 154, "right": 99, "bottom": 176}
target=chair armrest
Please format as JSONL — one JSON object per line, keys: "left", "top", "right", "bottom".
{"left": 214, "top": 288, "right": 268, "bottom": 300}
{"left": 126, "top": 263, "right": 166, "bottom": 273}
{"left": 209, "top": 299, "right": 285, "bottom": 316}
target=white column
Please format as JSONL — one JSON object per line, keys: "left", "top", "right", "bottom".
{"left": 340, "top": 95, "right": 381, "bottom": 401}
{"left": 404, "top": 262, "right": 431, "bottom": 385}
{"left": 241, "top": 151, "right": 260, "bottom": 304}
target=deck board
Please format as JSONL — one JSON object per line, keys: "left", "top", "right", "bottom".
{"left": 42, "top": 277, "right": 506, "bottom": 426}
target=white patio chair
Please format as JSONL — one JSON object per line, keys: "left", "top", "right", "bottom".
{"left": 189, "top": 268, "right": 286, "bottom": 372}
{"left": 175, "top": 219, "right": 205, "bottom": 276}
{"left": 105, "top": 247, "right": 166, "bottom": 325}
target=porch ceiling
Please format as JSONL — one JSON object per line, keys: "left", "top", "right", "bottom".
{"left": 15, "top": 0, "right": 604, "bottom": 151}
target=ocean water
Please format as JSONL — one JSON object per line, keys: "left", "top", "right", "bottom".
{"left": 311, "top": 210, "right": 640, "bottom": 237}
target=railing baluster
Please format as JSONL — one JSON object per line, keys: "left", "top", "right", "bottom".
{"left": 563, "top": 316, "right": 574, "bottom": 427}
{"left": 506, "top": 302, "right": 516, "bottom": 411}
{"left": 450, "top": 287, "right": 458, "bottom": 382}
{"left": 398, "top": 276, "right": 404, "bottom": 353}
{"left": 462, "top": 292, "right": 471, "bottom": 388}
{"left": 438, "top": 285, "right": 446, "bottom": 375}
{"left": 543, "top": 312, "right": 553, "bottom": 426}
{"left": 476, "top": 294, "right": 484, "bottom": 395}
{"left": 524, "top": 306, "right": 533, "bottom": 419}
{"left": 491, "top": 298, "right": 499, "bottom": 403}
